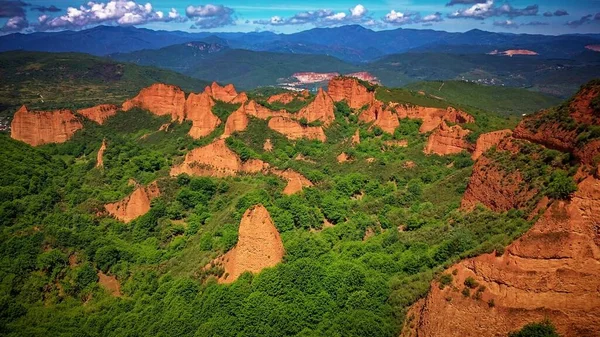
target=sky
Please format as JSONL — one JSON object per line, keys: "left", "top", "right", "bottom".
{"left": 1, "top": 0, "right": 599, "bottom": 35}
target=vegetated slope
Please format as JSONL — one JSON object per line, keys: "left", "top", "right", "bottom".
{"left": 113, "top": 46, "right": 360, "bottom": 89}
{"left": 0, "top": 51, "right": 210, "bottom": 117}
{"left": 1, "top": 73, "right": 593, "bottom": 337}
{"left": 368, "top": 52, "right": 600, "bottom": 98}
{"left": 405, "top": 80, "right": 562, "bottom": 116}
{"left": 402, "top": 80, "right": 600, "bottom": 337}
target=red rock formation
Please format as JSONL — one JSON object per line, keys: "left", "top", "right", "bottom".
{"left": 170, "top": 139, "right": 268, "bottom": 177}
{"left": 105, "top": 181, "right": 161, "bottom": 223}
{"left": 328, "top": 77, "right": 375, "bottom": 109}
{"left": 393, "top": 105, "right": 473, "bottom": 133}
{"left": 488, "top": 49, "right": 538, "bottom": 57}
{"left": 122, "top": 83, "right": 186, "bottom": 121}
{"left": 231, "top": 92, "right": 249, "bottom": 104}
{"left": 98, "top": 271, "right": 122, "bottom": 297}
{"left": 268, "top": 117, "right": 326, "bottom": 142}
{"left": 267, "top": 90, "right": 309, "bottom": 104}
{"left": 461, "top": 138, "right": 537, "bottom": 212}
{"left": 222, "top": 104, "right": 249, "bottom": 138}
{"left": 263, "top": 138, "right": 273, "bottom": 152}
{"left": 359, "top": 101, "right": 400, "bottom": 134}
{"left": 271, "top": 169, "right": 313, "bottom": 195}
{"left": 472, "top": 129, "right": 513, "bottom": 160}
{"left": 11, "top": 105, "right": 83, "bottom": 146}
{"left": 297, "top": 88, "right": 335, "bottom": 127}
{"left": 78, "top": 104, "right": 118, "bottom": 124}
{"left": 404, "top": 175, "right": 600, "bottom": 337}
{"left": 210, "top": 205, "right": 284, "bottom": 284}
{"left": 184, "top": 92, "right": 220, "bottom": 139}
{"left": 351, "top": 129, "right": 360, "bottom": 145}
{"left": 586, "top": 45, "right": 600, "bottom": 52}
{"left": 346, "top": 72, "right": 380, "bottom": 84}
{"left": 96, "top": 139, "right": 107, "bottom": 168}
{"left": 293, "top": 72, "right": 339, "bottom": 84}
{"left": 205, "top": 82, "right": 239, "bottom": 103}
{"left": 424, "top": 122, "right": 472, "bottom": 156}
{"left": 337, "top": 152, "right": 350, "bottom": 163}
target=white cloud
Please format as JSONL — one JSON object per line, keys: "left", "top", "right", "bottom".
{"left": 253, "top": 4, "right": 373, "bottom": 27}
{"left": 185, "top": 4, "right": 235, "bottom": 28}
{"left": 350, "top": 4, "right": 367, "bottom": 18}
{"left": 2, "top": 15, "right": 28, "bottom": 31}
{"left": 448, "top": 0, "right": 538, "bottom": 20}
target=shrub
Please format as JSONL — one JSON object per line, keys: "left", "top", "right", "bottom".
{"left": 464, "top": 277, "right": 479, "bottom": 289}
{"left": 508, "top": 319, "right": 560, "bottom": 337}
{"left": 488, "top": 299, "right": 495, "bottom": 308}
{"left": 461, "top": 287, "right": 470, "bottom": 297}
{"left": 545, "top": 170, "right": 577, "bottom": 200}
{"left": 438, "top": 274, "right": 453, "bottom": 289}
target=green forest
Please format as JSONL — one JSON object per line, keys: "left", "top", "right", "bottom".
{"left": 0, "top": 75, "right": 575, "bottom": 337}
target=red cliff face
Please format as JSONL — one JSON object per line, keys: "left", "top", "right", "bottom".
{"left": 122, "top": 83, "right": 186, "bottom": 121}
{"left": 104, "top": 181, "right": 161, "bottom": 223}
{"left": 472, "top": 129, "right": 513, "bottom": 160}
{"left": 359, "top": 100, "right": 400, "bottom": 134}
{"left": 424, "top": 122, "right": 472, "bottom": 156}
{"left": 267, "top": 90, "right": 310, "bottom": 104}
{"left": 185, "top": 92, "right": 220, "bottom": 139}
{"left": 223, "top": 104, "right": 250, "bottom": 138}
{"left": 404, "top": 174, "right": 600, "bottom": 337}
{"left": 297, "top": 88, "right": 335, "bottom": 127}
{"left": 78, "top": 104, "right": 118, "bottom": 125}
{"left": 271, "top": 169, "right": 314, "bottom": 195}
{"left": 205, "top": 82, "right": 239, "bottom": 103}
{"left": 11, "top": 105, "right": 83, "bottom": 146}
{"left": 267, "top": 116, "right": 327, "bottom": 142}
{"left": 208, "top": 205, "right": 284, "bottom": 284}
{"left": 96, "top": 139, "right": 107, "bottom": 169}
{"left": 461, "top": 138, "right": 537, "bottom": 212}
{"left": 328, "top": 77, "right": 375, "bottom": 109}
{"left": 393, "top": 104, "right": 474, "bottom": 133}
{"left": 170, "top": 139, "right": 268, "bottom": 178}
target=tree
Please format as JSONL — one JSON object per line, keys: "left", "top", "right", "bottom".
{"left": 546, "top": 170, "right": 577, "bottom": 199}
{"left": 509, "top": 319, "right": 560, "bottom": 337}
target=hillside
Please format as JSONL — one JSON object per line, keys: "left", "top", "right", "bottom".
{"left": 405, "top": 81, "right": 562, "bottom": 116}
{"left": 1, "top": 74, "right": 558, "bottom": 336}
{"left": 368, "top": 52, "right": 600, "bottom": 98}
{"left": 0, "top": 51, "right": 211, "bottom": 118}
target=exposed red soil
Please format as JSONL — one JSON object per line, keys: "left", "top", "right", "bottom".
{"left": 337, "top": 152, "right": 350, "bottom": 163}
{"left": 122, "top": 83, "right": 186, "bottom": 121}
{"left": 98, "top": 271, "right": 122, "bottom": 297}
{"left": 271, "top": 169, "right": 314, "bottom": 195}
{"left": 204, "top": 82, "right": 239, "bottom": 103}
{"left": 263, "top": 138, "right": 273, "bottom": 152}
{"left": 209, "top": 205, "right": 284, "bottom": 284}
{"left": 11, "top": 105, "right": 83, "bottom": 146}
{"left": 359, "top": 100, "right": 400, "bottom": 134}
{"left": 78, "top": 104, "right": 118, "bottom": 124}
{"left": 393, "top": 104, "right": 474, "bottom": 133}
{"left": 185, "top": 92, "right": 220, "bottom": 139}
{"left": 267, "top": 90, "right": 310, "bottom": 104}
{"left": 351, "top": 128, "right": 361, "bottom": 145}
{"left": 104, "top": 181, "right": 161, "bottom": 223}
{"left": 585, "top": 45, "right": 600, "bottom": 52}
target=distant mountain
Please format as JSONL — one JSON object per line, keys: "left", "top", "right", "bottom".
{"left": 2, "top": 25, "right": 600, "bottom": 63}
{"left": 111, "top": 44, "right": 360, "bottom": 89}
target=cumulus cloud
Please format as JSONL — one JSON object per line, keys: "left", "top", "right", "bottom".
{"left": 36, "top": 1, "right": 185, "bottom": 31}
{"left": 253, "top": 4, "right": 371, "bottom": 27}
{"left": 566, "top": 13, "right": 600, "bottom": 28}
{"left": 185, "top": 4, "right": 234, "bottom": 28}
{"left": 1, "top": 15, "right": 28, "bottom": 32}
{"left": 31, "top": 5, "right": 61, "bottom": 13}
{"left": 383, "top": 10, "right": 443, "bottom": 26}
{"left": 448, "top": 0, "right": 538, "bottom": 20}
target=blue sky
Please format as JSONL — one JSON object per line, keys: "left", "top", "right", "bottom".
{"left": 1, "top": 0, "right": 599, "bottom": 35}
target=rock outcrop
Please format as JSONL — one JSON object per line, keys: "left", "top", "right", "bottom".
{"left": 210, "top": 205, "right": 284, "bottom": 284}
{"left": 393, "top": 105, "right": 474, "bottom": 133}
{"left": 96, "top": 139, "right": 107, "bottom": 168}
{"left": 263, "top": 139, "right": 273, "bottom": 152}
{"left": 78, "top": 104, "right": 118, "bottom": 124}
{"left": 351, "top": 129, "right": 360, "bottom": 145}
{"left": 472, "top": 129, "right": 513, "bottom": 160}
{"left": 272, "top": 169, "right": 314, "bottom": 195}
{"left": 424, "top": 122, "right": 472, "bottom": 156}
{"left": 267, "top": 90, "right": 310, "bottom": 104}
{"left": 296, "top": 88, "right": 335, "bottom": 127}
{"left": 11, "top": 105, "right": 83, "bottom": 146}
{"left": 223, "top": 105, "right": 250, "bottom": 137}
{"left": 170, "top": 139, "right": 267, "bottom": 178}
{"left": 105, "top": 181, "right": 161, "bottom": 223}
{"left": 98, "top": 271, "right": 122, "bottom": 297}
{"left": 185, "top": 92, "right": 220, "bottom": 139}
{"left": 328, "top": 77, "right": 375, "bottom": 109}
{"left": 337, "top": 152, "right": 350, "bottom": 163}
{"left": 404, "top": 174, "right": 600, "bottom": 337}
{"left": 122, "top": 83, "right": 186, "bottom": 121}
{"left": 359, "top": 101, "right": 400, "bottom": 134}
{"left": 205, "top": 82, "right": 239, "bottom": 103}
{"left": 268, "top": 117, "right": 326, "bottom": 142}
